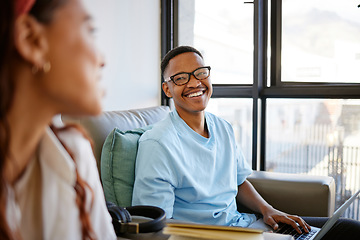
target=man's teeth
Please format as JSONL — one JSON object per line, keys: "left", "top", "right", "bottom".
{"left": 187, "top": 91, "right": 203, "bottom": 98}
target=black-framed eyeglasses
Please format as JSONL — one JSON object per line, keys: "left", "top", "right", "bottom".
{"left": 165, "top": 66, "right": 211, "bottom": 86}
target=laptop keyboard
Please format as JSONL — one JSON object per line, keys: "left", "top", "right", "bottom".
{"left": 275, "top": 223, "right": 317, "bottom": 240}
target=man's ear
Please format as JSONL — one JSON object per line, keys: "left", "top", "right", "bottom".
{"left": 14, "top": 14, "right": 49, "bottom": 67}
{"left": 162, "top": 82, "right": 172, "bottom": 98}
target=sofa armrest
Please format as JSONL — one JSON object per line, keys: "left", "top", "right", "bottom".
{"left": 237, "top": 171, "right": 335, "bottom": 217}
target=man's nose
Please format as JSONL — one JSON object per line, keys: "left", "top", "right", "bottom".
{"left": 186, "top": 74, "right": 201, "bottom": 87}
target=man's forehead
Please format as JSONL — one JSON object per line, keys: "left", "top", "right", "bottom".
{"left": 165, "top": 53, "right": 205, "bottom": 75}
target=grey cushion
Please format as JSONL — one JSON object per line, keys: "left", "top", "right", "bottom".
{"left": 62, "top": 106, "right": 170, "bottom": 172}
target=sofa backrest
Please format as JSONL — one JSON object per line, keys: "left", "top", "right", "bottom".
{"left": 62, "top": 106, "right": 170, "bottom": 171}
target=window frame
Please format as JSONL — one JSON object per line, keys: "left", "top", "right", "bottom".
{"left": 161, "top": 0, "right": 360, "bottom": 170}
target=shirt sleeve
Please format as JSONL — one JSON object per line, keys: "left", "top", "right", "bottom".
{"left": 132, "top": 139, "right": 176, "bottom": 218}
{"left": 236, "top": 144, "right": 253, "bottom": 186}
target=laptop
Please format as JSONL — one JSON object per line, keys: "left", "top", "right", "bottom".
{"left": 249, "top": 190, "right": 360, "bottom": 240}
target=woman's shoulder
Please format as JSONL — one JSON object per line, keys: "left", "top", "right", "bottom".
{"left": 50, "top": 125, "right": 98, "bottom": 179}
{"left": 55, "top": 125, "right": 91, "bottom": 147}
{"left": 55, "top": 125, "right": 93, "bottom": 156}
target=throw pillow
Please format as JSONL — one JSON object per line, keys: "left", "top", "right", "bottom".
{"left": 101, "top": 125, "right": 152, "bottom": 207}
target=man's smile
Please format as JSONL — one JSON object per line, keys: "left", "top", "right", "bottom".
{"left": 183, "top": 89, "right": 207, "bottom": 98}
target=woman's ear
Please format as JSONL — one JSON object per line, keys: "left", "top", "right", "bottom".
{"left": 14, "top": 14, "right": 49, "bottom": 68}
{"left": 162, "top": 81, "right": 172, "bottom": 98}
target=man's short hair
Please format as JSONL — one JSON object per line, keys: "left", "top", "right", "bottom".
{"left": 161, "top": 46, "right": 203, "bottom": 78}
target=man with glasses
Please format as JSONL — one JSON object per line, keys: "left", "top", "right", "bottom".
{"left": 132, "top": 46, "right": 309, "bottom": 233}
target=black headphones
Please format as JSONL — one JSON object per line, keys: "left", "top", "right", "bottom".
{"left": 106, "top": 201, "right": 166, "bottom": 235}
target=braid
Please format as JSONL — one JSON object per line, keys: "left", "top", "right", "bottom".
{"left": 74, "top": 171, "right": 96, "bottom": 240}
{"left": 50, "top": 124, "right": 96, "bottom": 240}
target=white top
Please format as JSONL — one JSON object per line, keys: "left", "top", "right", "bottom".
{"left": 6, "top": 127, "right": 116, "bottom": 240}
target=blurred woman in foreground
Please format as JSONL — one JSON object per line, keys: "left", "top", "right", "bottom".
{"left": 0, "top": 0, "right": 116, "bottom": 239}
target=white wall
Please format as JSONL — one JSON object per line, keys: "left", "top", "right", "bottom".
{"left": 84, "top": 0, "right": 161, "bottom": 111}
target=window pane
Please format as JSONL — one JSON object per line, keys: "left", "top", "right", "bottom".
{"left": 266, "top": 99, "right": 360, "bottom": 219}
{"left": 178, "top": 0, "right": 253, "bottom": 84}
{"left": 282, "top": 0, "right": 360, "bottom": 83}
{"left": 207, "top": 98, "right": 253, "bottom": 165}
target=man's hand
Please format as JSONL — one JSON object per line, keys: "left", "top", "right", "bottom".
{"left": 261, "top": 207, "right": 311, "bottom": 234}
{"left": 237, "top": 180, "right": 311, "bottom": 234}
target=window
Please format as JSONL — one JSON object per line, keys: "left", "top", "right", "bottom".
{"left": 162, "top": 0, "right": 360, "bottom": 220}
{"left": 266, "top": 98, "right": 360, "bottom": 215}
{"left": 282, "top": 0, "right": 360, "bottom": 83}
{"left": 178, "top": 0, "right": 254, "bottom": 84}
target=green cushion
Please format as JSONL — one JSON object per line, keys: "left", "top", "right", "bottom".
{"left": 101, "top": 125, "right": 152, "bottom": 207}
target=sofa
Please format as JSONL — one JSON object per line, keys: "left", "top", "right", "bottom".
{"left": 62, "top": 106, "right": 335, "bottom": 238}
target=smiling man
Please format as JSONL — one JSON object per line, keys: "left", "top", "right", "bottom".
{"left": 132, "top": 46, "right": 309, "bottom": 232}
